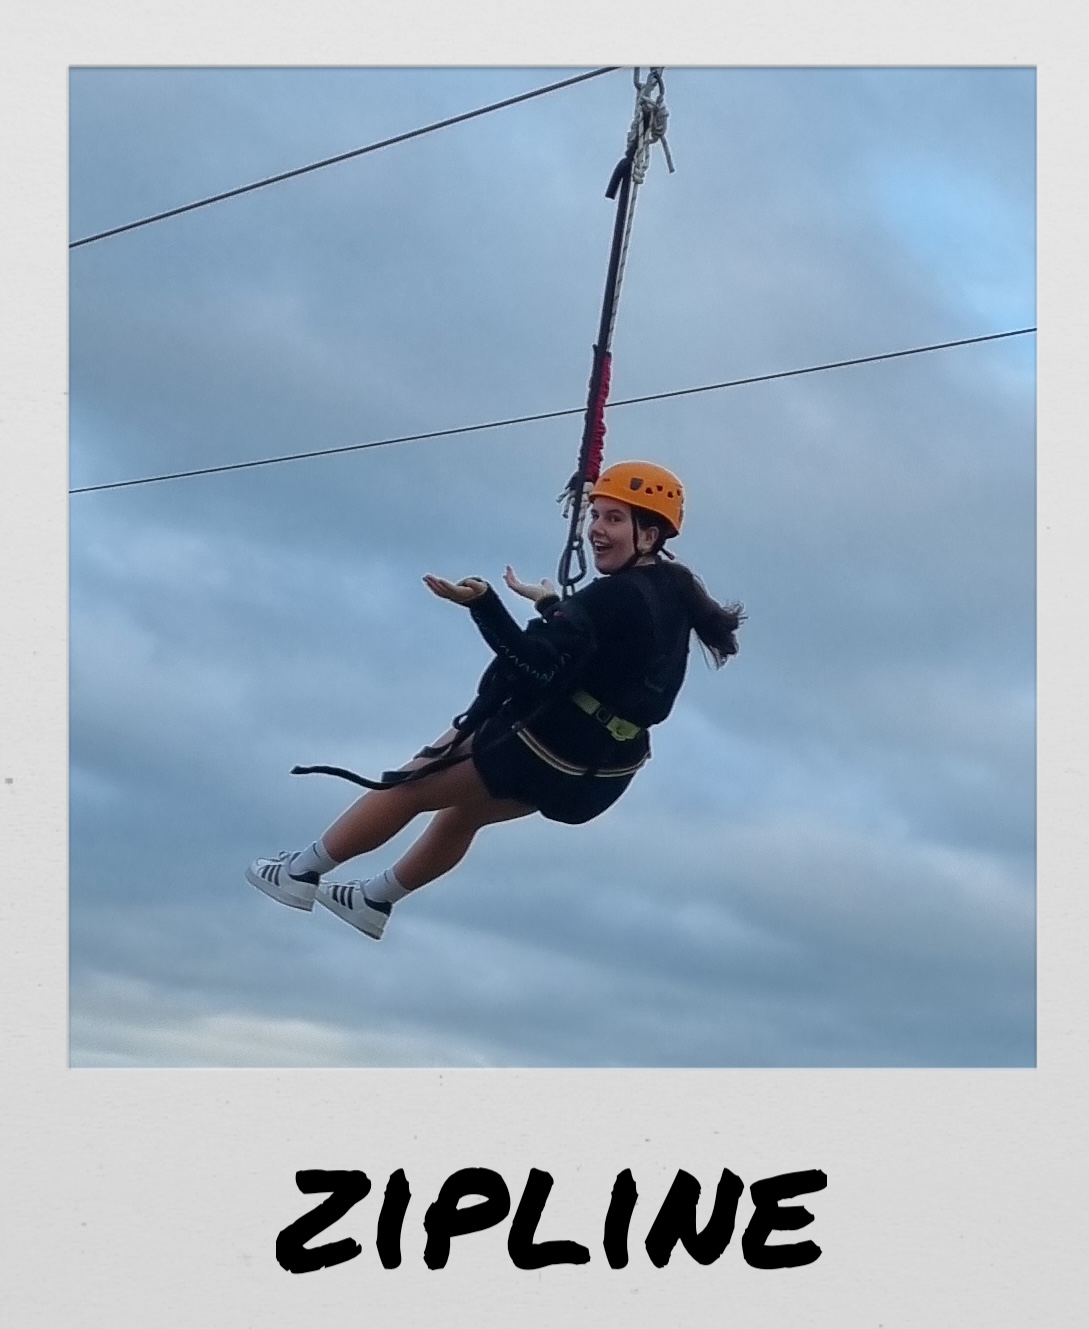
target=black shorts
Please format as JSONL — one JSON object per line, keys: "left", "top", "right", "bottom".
{"left": 470, "top": 713, "right": 647, "bottom": 825}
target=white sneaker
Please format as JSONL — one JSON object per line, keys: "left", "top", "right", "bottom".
{"left": 315, "top": 880, "right": 392, "bottom": 940}
{"left": 245, "top": 852, "right": 320, "bottom": 911}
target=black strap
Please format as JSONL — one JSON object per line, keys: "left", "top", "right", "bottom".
{"left": 290, "top": 676, "right": 555, "bottom": 794}
{"left": 557, "top": 148, "right": 637, "bottom": 597}
{"left": 291, "top": 750, "right": 474, "bottom": 791}
{"left": 292, "top": 588, "right": 606, "bottom": 794}
{"left": 291, "top": 702, "right": 484, "bottom": 791}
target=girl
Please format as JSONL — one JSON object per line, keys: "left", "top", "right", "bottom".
{"left": 245, "top": 461, "right": 744, "bottom": 939}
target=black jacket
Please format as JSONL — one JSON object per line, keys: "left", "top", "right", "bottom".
{"left": 463, "top": 562, "right": 692, "bottom": 768}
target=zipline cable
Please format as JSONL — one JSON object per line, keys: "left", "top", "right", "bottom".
{"left": 68, "top": 327, "right": 1036, "bottom": 496}
{"left": 69, "top": 67, "right": 620, "bottom": 250}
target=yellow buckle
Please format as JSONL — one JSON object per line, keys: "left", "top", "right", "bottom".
{"left": 572, "top": 690, "right": 642, "bottom": 741}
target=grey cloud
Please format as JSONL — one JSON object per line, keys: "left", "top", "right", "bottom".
{"left": 69, "top": 67, "right": 1035, "bottom": 1068}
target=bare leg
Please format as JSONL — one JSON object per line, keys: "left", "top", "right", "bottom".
{"left": 320, "top": 733, "right": 533, "bottom": 873}
{"left": 393, "top": 800, "right": 533, "bottom": 891}
{"left": 321, "top": 783, "right": 431, "bottom": 863}
{"left": 318, "top": 728, "right": 465, "bottom": 861}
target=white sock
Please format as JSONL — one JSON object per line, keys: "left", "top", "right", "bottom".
{"left": 364, "top": 867, "right": 410, "bottom": 904}
{"left": 289, "top": 839, "right": 340, "bottom": 878}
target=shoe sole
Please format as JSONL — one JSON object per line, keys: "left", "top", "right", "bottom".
{"left": 245, "top": 864, "right": 316, "bottom": 912}
{"left": 316, "top": 885, "right": 386, "bottom": 940}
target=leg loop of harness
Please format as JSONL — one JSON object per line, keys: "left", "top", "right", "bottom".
{"left": 413, "top": 712, "right": 473, "bottom": 761}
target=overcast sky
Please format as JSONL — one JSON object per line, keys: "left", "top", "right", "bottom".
{"left": 68, "top": 66, "right": 1035, "bottom": 1068}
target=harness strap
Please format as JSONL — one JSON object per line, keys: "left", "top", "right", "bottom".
{"left": 515, "top": 726, "right": 646, "bottom": 778}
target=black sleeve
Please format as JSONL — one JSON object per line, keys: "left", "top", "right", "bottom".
{"left": 466, "top": 585, "right": 598, "bottom": 693}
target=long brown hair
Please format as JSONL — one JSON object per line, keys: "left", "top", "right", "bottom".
{"left": 633, "top": 509, "right": 745, "bottom": 668}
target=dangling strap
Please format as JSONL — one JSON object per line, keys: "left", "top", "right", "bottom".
{"left": 291, "top": 748, "right": 474, "bottom": 791}
{"left": 291, "top": 680, "right": 568, "bottom": 794}
{"left": 290, "top": 700, "right": 483, "bottom": 791}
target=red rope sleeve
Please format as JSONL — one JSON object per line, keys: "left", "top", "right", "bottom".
{"left": 585, "top": 350, "right": 612, "bottom": 484}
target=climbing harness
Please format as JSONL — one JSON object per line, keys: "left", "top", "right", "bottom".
{"left": 556, "top": 67, "right": 674, "bottom": 598}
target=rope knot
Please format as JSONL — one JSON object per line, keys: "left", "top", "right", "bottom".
{"left": 628, "top": 67, "right": 675, "bottom": 183}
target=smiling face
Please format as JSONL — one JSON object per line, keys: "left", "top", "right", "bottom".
{"left": 588, "top": 497, "right": 657, "bottom": 574}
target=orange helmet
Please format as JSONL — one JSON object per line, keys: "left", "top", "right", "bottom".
{"left": 589, "top": 461, "right": 685, "bottom": 536}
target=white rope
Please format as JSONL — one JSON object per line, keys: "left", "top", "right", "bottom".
{"left": 628, "top": 67, "right": 675, "bottom": 185}
{"left": 607, "top": 69, "right": 673, "bottom": 346}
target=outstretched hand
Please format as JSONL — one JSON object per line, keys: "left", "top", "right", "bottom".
{"left": 503, "top": 565, "right": 558, "bottom": 604}
{"left": 422, "top": 574, "right": 489, "bottom": 604}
